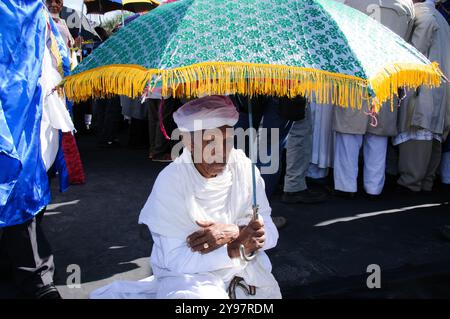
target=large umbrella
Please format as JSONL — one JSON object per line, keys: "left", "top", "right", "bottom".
{"left": 65, "top": 0, "right": 445, "bottom": 110}
{"left": 63, "top": 0, "right": 446, "bottom": 260}
{"left": 84, "top": 0, "right": 159, "bottom": 14}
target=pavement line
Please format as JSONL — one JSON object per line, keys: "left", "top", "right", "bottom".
{"left": 315, "top": 202, "right": 449, "bottom": 227}
{"left": 47, "top": 200, "right": 80, "bottom": 210}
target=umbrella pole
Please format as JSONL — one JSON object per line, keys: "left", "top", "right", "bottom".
{"left": 248, "top": 98, "right": 259, "bottom": 220}
{"left": 121, "top": 10, "right": 125, "bottom": 26}
{"left": 239, "top": 97, "right": 258, "bottom": 262}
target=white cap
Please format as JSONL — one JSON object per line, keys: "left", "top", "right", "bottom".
{"left": 173, "top": 95, "right": 239, "bottom": 132}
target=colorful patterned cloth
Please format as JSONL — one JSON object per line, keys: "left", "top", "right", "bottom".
{"left": 64, "top": 0, "right": 444, "bottom": 111}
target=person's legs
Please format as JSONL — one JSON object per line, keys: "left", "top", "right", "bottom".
{"left": 441, "top": 151, "right": 450, "bottom": 185}
{"left": 128, "top": 118, "right": 149, "bottom": 149}
{"left": 397, "top": 139, "right": 432, "bottom": 192}
{"left": 258, "top": 99, "right": 292, "bottom": 199}
{"left": 233, "top": 95, "right": 264, "bottom": 157}
{"left": 334, "top": 133, "right": 363, "bottom": 193}
{"left": 153, "top": 98, "right": 180, "bottom": 160}
{"left": 283, "top": 119, "right": 311, "bottom": 193}
{"left": 363, "top": 134, "right": 388, "bottom": 195}
{"left": 102, "top": 97, "right": 123, "bottom": 144}
{"left": 306, "top": 164, "right": 329, "bottom": 179}
{"left": 282, "top": 112, "right": 327, "bottom": 204}
{"left": 157, "top": 274, "right": 229, "bottom": 299}
{"left": 1, "top": 209, "right": 59, "bottom": 298}
{"left": 0, "top": 229, "right": 12, "bottom": 280}
{"left": 422, "top": 139, "right": 442, "bottom": 191}
{"left": 147, "top": 100, "right": 158, "bottom": 158}
{"left": 93, "top": 98, "right": 106, "bottom": 141}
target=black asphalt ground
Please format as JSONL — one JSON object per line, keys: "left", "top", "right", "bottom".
{"left": 1, "top": 131, "right": 450, "bottom": 299}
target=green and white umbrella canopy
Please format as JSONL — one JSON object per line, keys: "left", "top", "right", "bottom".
{"left": 64, "top": 0, "right": 445, "bottom": 111}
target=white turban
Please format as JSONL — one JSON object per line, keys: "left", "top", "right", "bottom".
{"left": 173, "top": 95, "right": 239, "bottom": 132}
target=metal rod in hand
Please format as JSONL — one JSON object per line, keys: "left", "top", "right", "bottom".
{"left": 240, "top": 97, "right": 258, "bottom": 262}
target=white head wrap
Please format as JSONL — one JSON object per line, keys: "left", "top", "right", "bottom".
{"left": 173, "top": 95, "right": 239, "bottom": 132}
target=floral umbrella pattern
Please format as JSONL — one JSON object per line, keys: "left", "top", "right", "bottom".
{"left": 65, "top": 0, "right": 445, "bottom": 110}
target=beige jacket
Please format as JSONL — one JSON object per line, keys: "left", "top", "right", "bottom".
{"left": 398, "top": 2, "right": 450, "bottom": 139}
{"left": 332, "top": 0, "right": 415, "bottom": 136}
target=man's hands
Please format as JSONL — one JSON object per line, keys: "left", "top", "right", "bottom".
{"left": 227, "top": 219, "right": 266, "bottom": 258}
{"left": 187, "top": 219, "right": 266, "bottom": 258}
{"left": 187, "top": 221, "right": 239, "bottom": 254}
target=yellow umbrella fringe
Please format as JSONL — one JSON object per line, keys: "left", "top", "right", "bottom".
{"left": 62, "top": 61, "right": 444, "bottom": 110}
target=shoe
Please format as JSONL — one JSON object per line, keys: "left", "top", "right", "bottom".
{"left": 363, "top": 193, "right": 382, "bottom": 201}
{"left": 272, "top": 216, "right": 287, "bottom": 229}
{"left": 152, "top": 153, "right": 173, "bottom": 163}
{"left": 395, "top": 184, "right": 419, "bottom": 194}
{"left": 281, "top": 189, "right": 327, "bottom": 204}
{"left": 332, "top": 190, "right": 356, "bottom": 199}
{"left": 35, "top": 284, "right": 62, "bottom": 299}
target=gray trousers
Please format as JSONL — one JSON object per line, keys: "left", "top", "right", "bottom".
{"left": 284, "top": 108, "right": 312, "bottom": 192}
{"left": 398, "top": 139, "right": 442, "bottom": 192}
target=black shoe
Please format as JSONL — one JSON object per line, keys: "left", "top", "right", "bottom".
{"left": 332, "top": 190, "right": 356, "bottom": 199}
{"left": 363, "top": 193, "right": 382, "bottom": 201}
{"left": 35, "top": 284, "right": 62, "bottom": 299}
{"left": 395, "top": 184, "right": 419, "bottom": 194}
{"left": 281, "top": 189, "right": 327, "bottom": 204}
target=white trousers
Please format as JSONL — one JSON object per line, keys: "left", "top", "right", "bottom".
{"left": 334, "top": 133, "right": 388, "bottom": 195}
{"left": 307, "top": 163, "right": 329, "bottom": 179}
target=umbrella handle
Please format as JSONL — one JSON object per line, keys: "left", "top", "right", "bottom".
{"left": 239, "top": 244, "right": 256, "bottom": 261}
{"left": 239, "top": 205, "right": 259, "bottom": 262}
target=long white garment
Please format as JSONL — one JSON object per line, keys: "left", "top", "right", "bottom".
{"left": 334, "top": 133, "right": 388, "bottom": 195}
{"left": 91, "top": 148, "right": 281, "bottom": 299}
{"left": 39, "top": 26, "right": 75, "bottom": 171}
{"left": 310, "top": 100, "right": 335, "bottom": 169}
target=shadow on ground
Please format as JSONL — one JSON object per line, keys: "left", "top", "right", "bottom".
{"left": 1, "top": 132, "right": 450, "bottom": 298}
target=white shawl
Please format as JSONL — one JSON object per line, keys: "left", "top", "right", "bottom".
{"left": 139, "top": 147, "right": 255, "bottom": 240}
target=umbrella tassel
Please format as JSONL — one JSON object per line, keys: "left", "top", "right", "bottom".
{"left": 158, "top": 98, "right": 170, "bottom": 140}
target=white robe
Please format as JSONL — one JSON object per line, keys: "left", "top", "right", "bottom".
{"left": 310, "top": 99, "right": 335, "bottom": 170}
{"left": 39, "top": 24, "right": 75, "bottom": 171}
{"left": 91, "top": 148, "right": 281, "bottom": 299}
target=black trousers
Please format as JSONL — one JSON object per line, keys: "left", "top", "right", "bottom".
{"left": 147, "top": 98, "right": 180, "bottom": 156}
{"left": 92, "top": 96, "right": 123, "bottom": 143}
{"left": 0, "top": 209, "right": 55, "bottom": 297}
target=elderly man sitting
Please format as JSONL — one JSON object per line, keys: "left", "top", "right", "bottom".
{"left": 91, "top": 95, "right": 281, "bottom": 299}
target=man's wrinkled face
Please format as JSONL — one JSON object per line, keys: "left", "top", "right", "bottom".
{"left": 185, "top": 126, "right": 234, "bottom": 177}
{"left": 46, "top": 0, "right": 63, "bottom": 15}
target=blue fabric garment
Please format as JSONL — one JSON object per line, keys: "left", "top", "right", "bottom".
{"left": 234, "top": 98, "right": 292, "bottom": 199}
{"left": 0, "top": 0, "right": 51, "bottom": 228}
{"left": 437, "top": 2, "right": 450, "bottom": 25}
{"left": 55, "top": 132, "right": 70, "bottom": 193}
{"left": 443, "top": 138, "right": 450, "bottom": 153}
